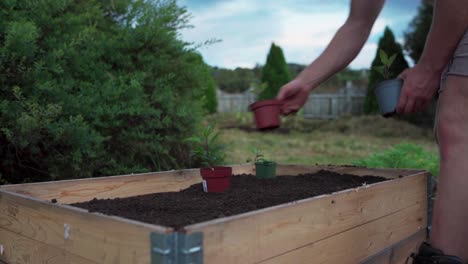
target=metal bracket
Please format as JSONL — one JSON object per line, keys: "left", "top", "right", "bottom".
{"left": 151, "top": 232, "right": 203, "bottom": 264}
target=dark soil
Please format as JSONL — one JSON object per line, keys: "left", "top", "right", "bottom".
{"left": 71, "top": 170, "right": 387, "bottom": 229}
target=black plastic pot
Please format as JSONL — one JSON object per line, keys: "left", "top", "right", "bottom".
{"left": 374, "top": 79, "right": 403, "bottom": 118}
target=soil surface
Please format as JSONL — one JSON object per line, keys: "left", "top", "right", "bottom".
{"left": 72, "top": 170, "right": 387, "bottom": 229}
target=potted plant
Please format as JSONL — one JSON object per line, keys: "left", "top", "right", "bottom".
{"left": 249, "top": 83, "right": 282, "bottom": 130}
{"left": 247, "top": 147, "right": 277, "bottom": 179}
{"left": 185, "top": 124, "right": 232, "bottom": 193}
{"left": 373, "top": 49, "right": 403, "bottom": 118}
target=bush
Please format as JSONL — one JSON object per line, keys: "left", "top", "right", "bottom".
{"left": 259, "top": 43, "right": 291, "bottom": 100}
{"left": 354, "top": 143, "right": 439, "bottom": 176}
{"left": 0, "top": 0, "right": 214, "bottom": 183}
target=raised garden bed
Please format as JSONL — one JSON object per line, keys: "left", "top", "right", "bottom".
{"left": 0, "top": 164, "right": 429, "bottom": 264}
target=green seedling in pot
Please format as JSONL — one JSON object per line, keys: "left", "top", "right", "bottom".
{"left": 374, "top": 49, "right": 397, "bottom": 80}
{"left": 246, "top": 146, "right": 268, "bottom": 163}
{"left": 247, "top": 146, "right": 277, "bottom": 179}
{"left": 373, "top": 49, "right": 404, "bottom": 118}
{"left": 185, "top": 123, "right": 232, "bottom": 193}
{"left": 185, "top": 123, "right": 225, "bottom": 168}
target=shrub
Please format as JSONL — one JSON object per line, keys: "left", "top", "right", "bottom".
{"left": 0, "top": 0, "right": 213, "bottom": 183}
{"left": 259, "top": 43, "right": 291, "bottom": 100}
{"left": 354, "top": 143, "right": 439, "bottom": 176}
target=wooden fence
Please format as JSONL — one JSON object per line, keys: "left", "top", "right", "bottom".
{"left": 217, "top": 82, "right": 367, "bottom": 119}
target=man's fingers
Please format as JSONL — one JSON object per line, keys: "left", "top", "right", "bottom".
{"left": 277, "top": 85, "right": 294, "bottom": 100}
{"left": 398, "top": 69, "right": 409, "bottom": 80}
{"left": 421, "top": 100, "right": 431, "bottom": 111}
{"left": 413, "top": 99, "right": 423, "bottom": 113}
{"left": 281, "top": 103, "right": 298, "bottom": 115}
{"left": 397, "top": 93, "right": 407, "bottom": 114}
{"left": 277, "top": 89, "right": 287, "bottom": 101}
{"left": 403, "top": 97, "right": 416, "bottom": 114}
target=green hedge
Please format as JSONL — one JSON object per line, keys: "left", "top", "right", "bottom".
{"left": 0, "top": 0, "right": 214, "bottom": 184}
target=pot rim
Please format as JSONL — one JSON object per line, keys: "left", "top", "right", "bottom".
{"left": 200, "top": 166, "right": 232, "bottom": 178}
{"left": 255, "top": 161, "right": 276, "bottom": 166}
{"left": 249, "top": 99, "right": 283, "bottom": 111}
{"left": 375, "top": 78, "right": 403, "bottom": 88}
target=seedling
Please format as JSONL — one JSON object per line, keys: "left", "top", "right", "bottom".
{"left": 247, "top": 146, "right": 277, "bottom": 179}
{"left": 374, "top": 49, "right": 397, "bottom": 80}
{"left": 185, "top": 124, "right": 231, "bottom": 192}
{"left": 246, "top": 146, "right": 267, "bottom": 163}
{"left": 185, "top": 123, "right": 225, "bottom": 168}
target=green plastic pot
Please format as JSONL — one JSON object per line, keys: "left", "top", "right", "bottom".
{"left": 255, "top": 161, "right": 276, "bottom": 179}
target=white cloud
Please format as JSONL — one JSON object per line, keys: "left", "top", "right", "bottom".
{"left": 350, "top": 43, "right": 378, "bottom": 68}
{"left": 180, "top": 1, "right": 415, "bottom": 69}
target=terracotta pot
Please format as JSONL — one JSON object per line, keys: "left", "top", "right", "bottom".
{"left": 255, "top": 161, "right": 276, "bottom": 179}
{"left": 375, "top": 79, "right": 403, "bottom": 118}
{"left": 249, "top": 99, "right": 282, "bottom": 130}
{"left": 199, "top": 166, "right": 232, "bottom": 193}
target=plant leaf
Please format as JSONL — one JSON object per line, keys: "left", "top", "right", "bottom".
{"left": 209, "top": 131, "right": 220, "bottom": 145}
{"left": 388, "top": 54, "right": 397, "bottom": 67}
{"left": 373, "top": 66, "right": 385, "bottom": 77}
{"left": 379, "top": 50, "right": 389, "bottom": 65}
{"left": 184, "top": 136, "right": 202, "bottom": 144}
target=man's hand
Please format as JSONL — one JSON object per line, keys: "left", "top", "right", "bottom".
{"left": 396, "top": 64, "right": 441, "bottom": 114}
{"left": 276, "top": 79, "right": 311, "bottom": 115}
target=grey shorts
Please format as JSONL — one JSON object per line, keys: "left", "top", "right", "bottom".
{"left": 440, "top": 29, "right": 468, "bottom": 91}
{"left": 435, "top": 30, "right": 468, "bottom": 143}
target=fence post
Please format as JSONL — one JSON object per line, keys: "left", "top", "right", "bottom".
{"left": 346, "top": 81, "right": 352, "bottom": 114}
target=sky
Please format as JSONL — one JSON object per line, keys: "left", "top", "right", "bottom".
{"left": 178, "top": 0, "right": 421, "bottom": 70}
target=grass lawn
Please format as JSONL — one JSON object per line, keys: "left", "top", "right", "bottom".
{"left": 213, "top": 114, "right": 438, "bottom": 166}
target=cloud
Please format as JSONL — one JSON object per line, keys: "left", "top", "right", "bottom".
{"left": 179, "top": 1, "right": 418, "bottom": 69}
{"left": 350, "top": 43, "right": 378, "bottom": 68}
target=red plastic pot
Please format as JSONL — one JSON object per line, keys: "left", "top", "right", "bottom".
{"left": 200, "top": 166, "right": 232, "bottom": 193}
{"left": 249, "top": 99, "right": 283, "bottom": 130}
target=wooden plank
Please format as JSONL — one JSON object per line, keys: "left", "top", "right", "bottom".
{"left": 389, "top": 230, "right": 426, "bottom": 264}
{"left": 0, "top": 227, "right": 96, "bottom": 264}
{"left": 363, "top": 250, "right": 392, "bottom": 264}
{"left": 0, "top": 190, "right": 171, "bottom": 264}
{"left": 185, "top": 172, "right": 427, "bottom": 264}
{"left": 0, "top": 165, "right": 255, "bottom": 204}
{"left": 0, "top": 165, "right": 420, "bottom": 204}
{"left": 259, "top": 203, "right": 425, "bottom": 264}
{"left": 360, "top": 229, "right": 426, "bottom": 264}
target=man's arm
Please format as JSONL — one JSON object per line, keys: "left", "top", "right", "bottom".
{"left": 397, "top": 0, "right": 468, "bottom": 113}
{"left": 295, "top": 0, "right": 384, "bottom": 89}
{"left": 278, "top": 0, "right": 385, "bottom": 114}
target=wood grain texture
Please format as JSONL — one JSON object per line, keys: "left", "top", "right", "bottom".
{"left": 0, "top": 165, "right": 427, "bottom": 264}
{"left": 0, "top": 165, "right": 255, "bottom": 204}
{"left": 389, "top": 230, "right": 426, "bottom": 264}
{"left": 259, "top": 203, "right": 426, "bottom": 264}
{"left": 360, "top": 229, "right": 426, "bottom": 264}
{"left": 0, "top": 165, "right": 418, "bottom": 204}
{"left": 0, "top": 227, "right": 96, "bottom": 264}
{"left": 185, "top": 172, "right": 427, "bottom": 264}
{"left": 0, "top": 190, "right": 170, "bottom": 264}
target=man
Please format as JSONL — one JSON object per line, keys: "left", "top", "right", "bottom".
{"left": 277, "top": 0, "right": 468, "bottom": 262}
